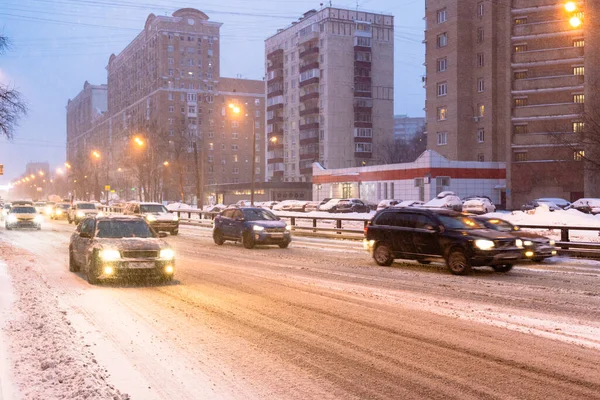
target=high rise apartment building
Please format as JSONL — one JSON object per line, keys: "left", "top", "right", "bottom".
{"left": 265, "top": 7, "right": 394, "bottom": 183}
{"left": 425, "top": 0, "right": 596, "bottom": 207}
{"left": 67, "top": 8, "right": 265, "bottom": 203}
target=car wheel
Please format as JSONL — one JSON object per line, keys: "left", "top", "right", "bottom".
{"left": 242, "top": 231, "right": 255, "bottom": 249}
{"left": 162, "top": 274, "right": 174, "bottom": 283}
{"left": 37, "top": 225, "right": 41, "bottom": 230}
{"left": 68, "top": 217, "right": 72, "bottom": 224}
{"left": 5, "top": 225, "right": 11, "bottom": 231}
{"left": 492, "top": 264, "right": 513, "bottom": 273}
{"left": 171, "top": 229, "right": 179, "bottom": 236}
{"left": 278, "top": 240, "right": 290, "bottom": 249}
{"left": 69, "top": 248, "right": 79, "bottom": 272}
{"left": 213, "top": 229, "right": 225, "bottom": 245}
{"left": 373, "top": 243, "right": 393, "bottom": 266}
{"left": 87, "top": 255, "right": 100, "bottom": 285}
{"left": 446, "top": 248, "right": 472, "bottom": 275}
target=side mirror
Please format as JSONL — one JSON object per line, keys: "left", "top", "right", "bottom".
{"left": 79, "top": 232, "right": 91, "bottom": 239}
{"left": 158, "top": 232, "right": 168, "bottom": 238}
{"left": 438, "top": 225, "right": 445, "bottom": 233}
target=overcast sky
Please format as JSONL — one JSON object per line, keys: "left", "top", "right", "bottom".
{"left": 0, "top": 0, "right": 425, "bottom": 182}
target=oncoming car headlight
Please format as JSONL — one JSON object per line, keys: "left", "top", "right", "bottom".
{"left": 523, "top": 240, "right": 533, "bottom": 246}
{"left": 100, "top": 249, "right": 121, "bottom": 261}
{"left": 76, "top": 211, "right": 85, "bottom": 218}
{"left": 146, "top": 215, "right": 157, "bottom": 222}
{"left": 172, "top": 214, "right": 179, "bottom": 221}
{"left": 7, "top": 215, "right": 17, "bottom": 223}
{"left": 34, "top": 215, "right": 43, "bottom": 224}
{"left": 475, "top": 239, "right": 495, "bottom": 250}
{"left": 285, "top": 224, "right": 292, "bottom": 231}
{"left": 515, "top": 239, "right": 523, "bottom": 248}
{"left": 253, "top": 225, "right": 265, "bottom": 232}
{"left": 549, "top": 239, "right": 556, "bottom": 246}
{"left": 160, "top": 249, "right": 175, "bottom": 260}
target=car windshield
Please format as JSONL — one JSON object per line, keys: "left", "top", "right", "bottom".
{"left": 243, "top": 209, "right": 278, "bottom": 221}
{"left": 77, "top": 203, "right": 96, "bottom": 209}
{"left": 96, "top": 220, "right": 156, "bottom": 239}
{"left": 140, "top": 205, "right": 168, "bottom": 213}
{"left": 34, "top": 202, "right": 45, "bottom": 207}
{"left": 438, "top": 215, "right": 485, "bottom": 230}
{"left": 11, "top": 207, "right": 36, "bottom": 214}
{"left": 59, "top": 204, "right": 71, "bottom": 209}
{"left": 481, "top": 218, "right": 513, "bottom": 232}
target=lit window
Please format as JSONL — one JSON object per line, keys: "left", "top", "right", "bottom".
{"left": 514, "top": 70, "right": 528, "bottom": 79}
{"left": 573, "top": 121, "right": 585, "bottom": 133}
{"left": 437, "top": 107, "right": 448, "bottom": 121}
{"left": 437, "top": 82, "right": 447, "bottom": 96}
{"left": 514, "top": 44, "right": 527, "bottom": 52}
{"left": 477, "top": 128, "right": 485, "bottom": 143}
{"left": 478, "top": 104, "right": 485, "bottom": 117}
{"left": 208, "top": 143, "right": 214, "bottom": 150}
{"left": 514, "top": 152, "right": 528, "bottom": 162}
{"left": 437, "top": 58, "right": 447, "bottom": 72}
{"left": 574, "top": 39, "right": 584, "bottom": 47}
{"left": 574, "top": 150, "right": 584, "bottom": 161}
{"left": 573, "top": 94, "right": 585, "bottom": 104}
{"left": 437, "top": 33, "right": 448, "bottom": 48}
{"left": 437, "top": 9, "right": 447, "bottom": 24}
{"left": 514, "top": 18, "right": 527, "bottom": 25}
{"left": 514, "top": 125, "right": 528, "bottom": 134}
{"left": 514, "top": 98, "right": 528, "bottom": 107}
{"left": 573, "top": 66, "right": 585, "bottom": 76}
{"left": 437, "top": 132, "right": 448, "bottom": 145}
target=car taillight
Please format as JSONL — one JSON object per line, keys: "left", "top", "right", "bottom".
{"left": 364, "top": 222, "right": 371, "bottom": 236}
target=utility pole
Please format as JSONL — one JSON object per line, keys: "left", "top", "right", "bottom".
{"left": 250, "top": 118, "right": 256, "bottom": 206}
{"left": 193, "top": 141, "right": 204, "bottom": 209}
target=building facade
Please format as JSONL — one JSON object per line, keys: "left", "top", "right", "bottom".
{"left": 265, "top": 7, "right": 395, "bottom": 183}
{"left": 312, "top": 150, "right": 506, "bottom": 207}
{"left": 66, "top": 8, "right": 265, "bottom": 205}
{"left": 424, "top": 0, "right": 596, "bottom": 208}
{"left": 394, "top": 114, "right": 425, "bottom": 141}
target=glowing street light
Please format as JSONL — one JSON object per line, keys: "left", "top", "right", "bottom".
{"left": 134, "top": 136, "right": 145, "bottom": 147}
{"left": 570, "top": 16, "right": 582, "bottom": 27}
{"left": 565, "top": 1, "right": 577, "bottom": 12}
{"left": 56, "top": 167, "right": 64, "bottom": 175}
{"left": 163, "top": 161, "right": 170, "bottom": 166}
{"left": 91, "top": 150, "right": 101, "bottom": 159}
{"left": 38, "top": 171, "right": 44, "bottom": 176}
{"left": 30, "top": 174, "right": 35, "bottom": 179}
{"left": 64, "top": 162, "right": 72, "bottom": 169}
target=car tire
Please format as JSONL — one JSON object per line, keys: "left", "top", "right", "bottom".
{"left": 69, "top": 248, "right": 79, "bottom": 272}
{"left": 278, "top": 240, "right": 290, "bottom": 249}
{"left": 68, "top": 217, "right": 72, "bottom": 224}
{"left": 446, "top": 248, "right": 472, "bottom": 275}
{"left": 5, "top": 225, "right": 11, "bottom": 231}
{"left": 162, "top": 274, "right": 174, "bottom": 283}
{"left": 373, "top": 243, "right": 394, "bottom": 266}
{"left": 171, "top": 229, "right": 179, "bottom": 236}
{"left": 213, "top": 229, "right": 225, "bottom": 245}
{"left": 87, "top": 256, "right": 100, "bottom": 285}
{"left": 242, "top": 231, "right": 255, "bottom": 249}
{"left": 37, "top": 225, "right": 41, "bottom": 230}
{"left": 492, "top": 264, "right": 513, "bottom": 273}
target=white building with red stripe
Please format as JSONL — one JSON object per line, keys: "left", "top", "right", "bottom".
{"left": 313, "top": 150, "right": 507, "bottom": 207}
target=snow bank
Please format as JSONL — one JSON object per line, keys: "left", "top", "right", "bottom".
{"left": 0, "top": 242, "right": 129, "bottom": 400}
{"left": 487, "top": 208, "right": 600, "bottom": 228}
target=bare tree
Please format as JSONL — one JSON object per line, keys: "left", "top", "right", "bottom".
{"left": 377, "top": 127, "right": 427, "bottom": 164}
{"left": 0, "top": 34, "right": 27, "bottom": 140}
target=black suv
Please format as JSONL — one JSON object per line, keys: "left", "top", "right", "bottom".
{"left": 364, "top": 208, "right": 524, "bottom": 275}
{"left": 213, "top": 207, "right": 291, "bottom": 249}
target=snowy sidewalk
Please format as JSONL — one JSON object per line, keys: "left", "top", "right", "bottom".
{"left": 0, "top": 261, "right": 18, "bottom": 400}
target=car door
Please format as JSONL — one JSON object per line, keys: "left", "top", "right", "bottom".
{"left": 390, "top": 212, "right": 417, "bottom": 257}
{"left": 218, "top": 210, "right": 234, "bottom": 238}
{"left": 411, "top": 214, "right": 442, "bottom": 257}
{"left": 80, "top": 218, "right": 97, "bottom": 268}
{"left": 231, "top": 209, "right": 246, "bottom": 239}
{"left": 73, "top": 218, "right": 91, "bottom": 266}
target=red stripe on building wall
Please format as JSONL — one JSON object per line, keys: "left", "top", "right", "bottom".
{"left": 313, "top": 167, "right": 506, "bottom": 184}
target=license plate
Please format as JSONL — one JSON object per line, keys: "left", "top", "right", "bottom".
{"left": 269, "top": 233, "right": 284, "bottom": 238}
{"left": 128, "top": 262, "right": 156, "bottom": 269}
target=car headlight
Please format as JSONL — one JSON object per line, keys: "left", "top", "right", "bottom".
{"left": 34, "top": 215, "right": 43, "bottom": 224}
{"left": 253, "top": 225, "right": 265, "bottom": 232}
{"left": 549, "top": 240, "right": 556, "bottom": 246}
{"left": 515, "top": 239, "right": 523, "bottom": 248}
{"left": 475, "top": 239, "right": 495, "bottom": 250}
{"left": 7, "top": 215, "right": 17, "bottom": 223}
{"left": 96, "top": 212, "right": 104, "bottom": 218}
{"left": 285, "top": 224, "right": 292, "bottom": 231}
{"left": 100, "top": 249, "right": 121, "bottom": 261}
{"left": 160, "top": 248, "right": 175, "bottom": 260}
{"left": 523, "top": 240, "right": 533, "bottom": 246}
{"left": 146, "top": 215, "right": 157, "bottom": 222}
{"left": 172, "top": 214, "right": 179, "bottom": 221}
{"left": 56, "top": 210, "right": 63, "bottom": 215}
{"left": 76, "top": 211, "right": 85, "bottom": 218}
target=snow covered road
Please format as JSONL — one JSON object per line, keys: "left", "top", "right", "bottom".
{"left": 1, "top": 220, "right": 600, "bottom": 399}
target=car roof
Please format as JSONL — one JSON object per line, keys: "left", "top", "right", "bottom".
{"left": 93, "top": 215, "right": 145, "bottom": 221}
{"left": 379, "top": 207, "right": 461, "bottom": 217}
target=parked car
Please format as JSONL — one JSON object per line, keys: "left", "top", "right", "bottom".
{"left": 335, "top": 198, "right": 371, "bottom": 213}
{"left": 212, "top": 207, "right": 291, "bottom": 249}
{"left": 394, "top": 200, "right": 424, "bottom": 208}
{"left": 68, "top": 202, "right": 101, "bottom": 225}
{"left": 257, "top": 201, "right": 279, "bottom": 210}
{"left": 273, "top": 200, "right": 299, "bottom": 211}
{"left": 123, "top": 202, "right": 180, "bottom": 235}
{"left": 289, "top": 200, "right": 309, "bottom": 212}
{"left": 568, "top": 198, "right": 600, "bottom": 214}
{"left": 318, "top": 198, "right": 343, "bottom": 212}
{"left": 474, "top": 216, "right": 557, "bottom": 262}
{"left": 462, "top": 197, "right": 496, "bottom": 214}
{"left": 303, "top": 201, "right": 322, "bottom": 213}
{"left": 364, "top": 208, "right": 524, "bottom": 275}
{"left": 51, "top": 203, "right": 71, "bottom": 220}
{"left": 68, "top": 215, "right": 175, "bottom": 284}
{"left": 377, "top": 199, "right": 403, "bottom": 211}
{"left": 521, "top": 200, "right": 561, "bottom": 212}
{"left": 422, "top": 192, "right": 463, "bottom": 212}
{"left": 5, "top": 205, "right": 43, "bottom": 230}
{"left": 235, "top": 200, "right": 251, "bottom": 207}
{"left": 535, "top": 197, "right": 571, "bottom": 209}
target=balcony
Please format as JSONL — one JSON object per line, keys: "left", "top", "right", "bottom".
{"left": 267, "top": 62, "right": 284, "bottom": 72}
{"left": 513, "top": 74, "right": 584, "bottom": 92}
{"left": 300, "top": 168, "right": 313, "bottom": 175}
{"left": 513, "top": 46, "right": 583, "bottom": 64}
{"left": 300, "top": 152, "right": 318, "bottom": 160}
{"left": 267, "top": 157, "right": 284, "bottom": 164}
{"left": 266, "top": 103, "right": 284, "bottom": 112}
{"left": 513, "top": 0, "right": 566, "bottom": 9}
{"left": 299, "top": 107, "right": 319, "bottom": 117}
{"left": 354, "top": 121, "right": 373, "bottom": 129}
{"left": 354, "top": 60, "right": 371, "bottom": 68}
{"left": 299, "top": 77, "right": 319, "bottom": 88}
{"left": 354, "top": 76, "right": 372, "bottom": 84}
{"left": 267, "top": 48, "right": 283, "bottom": 58}
{"left": 299, "top": 122, "right": 319, "bottom": 131}
{"left": 354, "top": 106, "right": 372, "bottom": 113}
{"left": 267, "top": 115, "right": 284, "bottom": 123}
{"left": 354, "top": 91, "right": 372, "bottom": 98}
{"left": 300, "top": 61, "right": 319, "bottom": 74}
{"left": 298, "top": 30, "right": 319, "bottom": 44}
{"left": 512, "top": 102, "right": 583, "bottom": 119}
{"left": 354, "top": 137, "right": 372, "bottom": 143}
{"left": 354, "top": 45, "right": 372, "bottom": 52}
{"left": 267, "top": 89, "right": 284, "bottom": 98}
{"left": 299, "top": 46, "right": 319, "bottom": 58}
{"left": 354, "top": 152, "right": 372, "bottom": 158}
{"left": 300, "top": 92, "right": 319, "bottom": 102}
{"left": 300, "top": 137, "right": 319, "bottom": 146}
{"left": 513, "top": 21, "right": 581, "bottom": 37}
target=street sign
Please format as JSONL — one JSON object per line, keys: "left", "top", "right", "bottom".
{"left": 104, "top": 185, "right": 111, "bottom": 191}
{"left": 0, "top": 164, "right": 3, "bottom": 175}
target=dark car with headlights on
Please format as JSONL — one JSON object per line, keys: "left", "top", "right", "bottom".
{"left": 364, "top": 208, "right": 525, "bottom": 275}
{"left": 474, "top": 216, "right": 557, "bottom": 262}
{"left": 69, "top": 215, "right": 175, "bottom": 284}
{"left": 213, "top": 207, "right": 291, "bottom": 249}
{"left": 5, "top": 205, "right": 43, "bottom": 230}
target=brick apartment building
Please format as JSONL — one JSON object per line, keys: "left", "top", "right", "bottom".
{"left": 66, "top": 8, "right": 265, "bottom": 204}
{"left": 264, "top": 7, "right": 394, "bottom": 183}
{"left": 424, "top": 0, "right": 596, "bottom": 208}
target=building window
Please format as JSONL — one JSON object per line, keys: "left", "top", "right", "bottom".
{"left": 187, "top": 93, "right": 197, "bottom": 102}
{"left": 514, "top": 44, "right": 527, "bottom": 52}
{"left": 355, "top": 143, "right": 372, "bottom": 152}
{"left": 573, "top": 94, "right": 585, "bottom": 104}
{"left": 477, "top": 78, "right": 484, "bottom": 92}
{"left": 208, "top": 155, "right": 213, "bottom": 163}
{"left": 232, "top": 121, "right": 239, "bottom": 128}
{"left": 437, "top": 57, "right": 447, "bottom": 72}
{"left": 208, "top": 131, "right": 214, "bottom": 139}
{"left": 437, "top": 107, "right": 448, "bottom": 121}
{"left": 168, "top": 92, "right": 174, "bottom": 101}
{"left": 437, "top": 33, "right": 448, "bottom": 48}
{"left": 514, "top": 70, "right": 528, "bottom": 79}
{"left": 233, "top": 168, "right": 239, "bottom": 174}
{"left": 168, "top": 105, "right": 174, "bottom": 113}
{"left": 232, "top": 132, "right": 239, "bottom": 139}
{"left": 437, "top": 132, "right": 448, "bottom": 145}
{"left": 477, "top": 2, "right": 484, "bottom": 17}
{"left": 221, "top": 144, "right": 226, "bottom": 151}
{"left": 573, "top": 121, "right": 585, "bottom": 133}
{"left": 188, "top": 105, "right": 196, "bottom": 113}
{"left": 208, "top": 142, "right": 214, "bottom": 150}
{"left": 168, "top": 118, "right": 174, "bottom": 125}
{"left": 574, "top": 39, "right": 584, "bottom": 47}
{"left": 515, "top": 17, "right": 528, "bottom": 25}
{"left": 168, "top": 69, "right": 174, "bottom": 76}
{"left": 231, "top": 144, "right": 238, "bottom": 151}
{"left": 477, "top": 52, "right": 485, "bottom": 67}
{"left": 168, "top": 57, "right": 174, "bottom": 64}
{"left": 354, "top": 37, "right": 372, "bottom": 47}
{"left": 574, "top": 150, "right": 585, "bottom": 161}
{"left": 477, "top": 27, "right": 484, "bottom": 43}
{"left": 514, "top": 98, "right": 528, "bottom": 107}
{"left": 514, "top": 152, "right": 528, "bottom": 162}
{"left": 514, "top": 125, "right": 528, "bottom": 134}
{"left": 206, "top": 95, "right": 214, "bottom": 103}
{"left": 478, "top": 104, "right": 485, "bottom": 117}
{"left": 477, "top": 153, "right": 485, "bottom": 162}
{"left": 167, "top": 45, "right": 174, "bottom": 52}
{"left": 437, "top": 82, "right": 447, "bottom": 97}
{"left": 573, "top": 66, "right": 585, "bottom": 76}
{"left": 437, "top": 8, "right": 447, "bottom": 24}
{"left": 477, "top": 128, "right": 485, "bottom": 143}
{"left": 354, "top": 128, "right": 373, "bottom": 137}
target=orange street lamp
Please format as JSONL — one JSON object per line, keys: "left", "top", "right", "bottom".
{"left": 38, "top": 171, "right": 44, "bottom": 176}
{"left": 117, "top": 167, "right": 122, "bottom": 172}
{"left": 30, "top": 174, "right": 35, "bottom": 179}
{"left": 570, "top": 16, "right": 582, "bottom": 27}
{"left": 163, "top": 161, "right": 170, "bottom": 166}
{"left": 565, "top": 1, "right": 577, "bottom": 12}
{"left": 56, "top": 167, "right": 64, "bottom": 175}
{"left": 92, "top": 150, "right": 101, "bottom": 159}
{"left": 65, "top": 162, "right": 72, "bottom": 169}
{"left": 134, "top": 136, "right": 145, "bottom": 146}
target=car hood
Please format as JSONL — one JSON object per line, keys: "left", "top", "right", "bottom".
{"left": 11, "top": 213, "right": 37, "bottom": 219}
{"left": 249, "top": 220, "right": 287, "bottom": 229}
{"left": 145, "top": 212, "right": 176, "bottom": 220}
{"left": 456, "top": 229, "right": 516, "bottom": 241}
{"left": 77, "top": 209, "right": 99, "bottom": 213}
{"left": 463, "top": 200, "right": 485, "bottom": 206}
{"left": 511, "top": 230, "right": 549, "bottom": 242}
{"left": 94, "top": 237, "right": 166, "bottom": 251}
